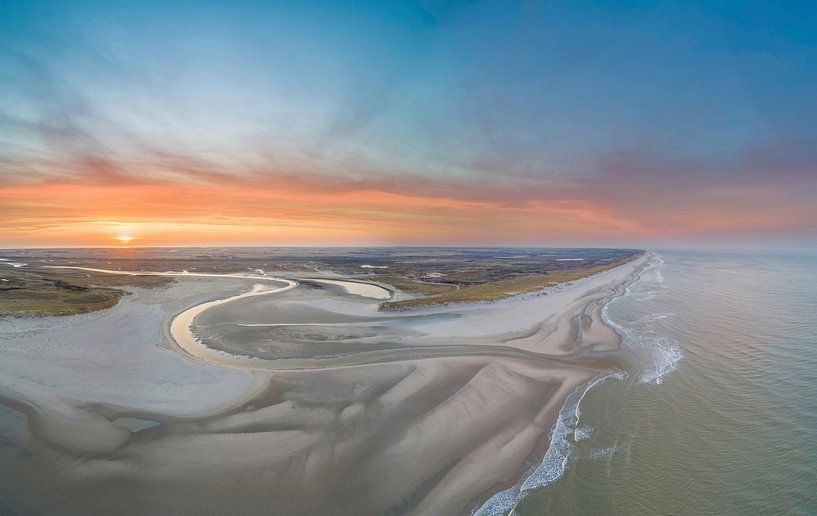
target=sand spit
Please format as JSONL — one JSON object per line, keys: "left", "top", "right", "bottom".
{"left": 171, "top": 279, "right": 297, "bottom": 368}
{"left": 0, "top": 254, "right": 650, "bottom": 515}
{"left": 310, "top": 278, "right": 392, "bottom": 299}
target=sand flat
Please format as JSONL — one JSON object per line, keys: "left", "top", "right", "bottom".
{"left": 310, "top": 278, "right": 392, "bottom": 299}
{"left": 0, "top": 255, "right": 648, "bottom": 515}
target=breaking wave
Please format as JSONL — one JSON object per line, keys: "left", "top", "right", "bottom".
{"left": 475, "top": 253, "right": 683, "bottom": 515}
{"left": 473, "top": 372, "right": 625, "bottom": 516}
{"left": 603, "top": 254, "right": 682, "bottom": 385}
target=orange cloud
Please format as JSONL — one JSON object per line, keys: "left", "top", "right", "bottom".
{"left": 1, "top": 168, "right": 814, "bottom": 248}
{"left": 0, "top": 181, "right": 652, "bottom": 247}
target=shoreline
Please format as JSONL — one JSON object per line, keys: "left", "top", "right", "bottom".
{"left": 169, "top": 252, "right": 649, "bottom": 514}
{"left": 468, "top": 254, "right": 652, "bottom": 515}
{"left": 126, "top": 251, "right": 647, "bottom": 374}
{"left": 0, "top": 253, "right": 649, "bottom": 515}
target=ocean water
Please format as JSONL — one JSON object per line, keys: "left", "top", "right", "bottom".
{"left": 504, "top": 250, "right": 817, "bottom": 515}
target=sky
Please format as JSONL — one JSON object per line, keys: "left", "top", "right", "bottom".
{"left": 1, "top": 0, "right": 816, "bottom": 249}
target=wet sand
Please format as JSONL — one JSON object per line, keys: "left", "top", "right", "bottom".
{"left": 0, "top": 256, "right": 647, "bottom": 515}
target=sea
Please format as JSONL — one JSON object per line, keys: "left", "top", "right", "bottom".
{"left": 479, "top": 249, "right": 817, "bottom": 515}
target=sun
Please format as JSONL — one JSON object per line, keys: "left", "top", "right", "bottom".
{"left": 114, "top": 235, "right": 135, "bottom": 243}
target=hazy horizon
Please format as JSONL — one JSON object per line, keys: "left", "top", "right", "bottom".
{"left": 3, "top": 243, "right": 817, "bottom": 254}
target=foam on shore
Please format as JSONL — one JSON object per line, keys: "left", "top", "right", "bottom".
{"left": 473, "top": 371, "right": 626, "bottom": 516}
{"left": 601, "top": 255, "right": 683, "bottom": 385}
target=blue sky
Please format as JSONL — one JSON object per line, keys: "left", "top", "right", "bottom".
{"left": 1, "top": 1, "right": 816, "bottom": 247}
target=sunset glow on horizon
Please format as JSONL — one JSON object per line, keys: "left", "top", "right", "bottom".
{"left": 2, "top": 1, "right": 816, "bottom": 249}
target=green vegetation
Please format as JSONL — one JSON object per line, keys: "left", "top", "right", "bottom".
{"left": 0, "top": 267, "right": 171, "bottom": 317}
{"left": 370, "top": 274, "right": 458, "bottom": 297}
{"left": 380, "top": 256, "right": 635, "bottom": 310}
{"left": 0, "top": 247, "right": 640, "bottom": 316}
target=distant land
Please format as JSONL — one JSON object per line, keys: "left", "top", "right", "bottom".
{"left": 0, "top": 247, "right": 641, "bottom": 317}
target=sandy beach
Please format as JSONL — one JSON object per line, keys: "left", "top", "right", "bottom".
{"left": 0, "top": 254, "right": 648, "bottom": 515}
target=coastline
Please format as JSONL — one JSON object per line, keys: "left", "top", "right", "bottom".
{"left": 469, "top": 254, "right": 651, "bottom": 515}
{"left": 170, "top": 251, "right": 650, "bottom": 514}
{"left": 0, "top": 254, "right": 649, "bottom": 515}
